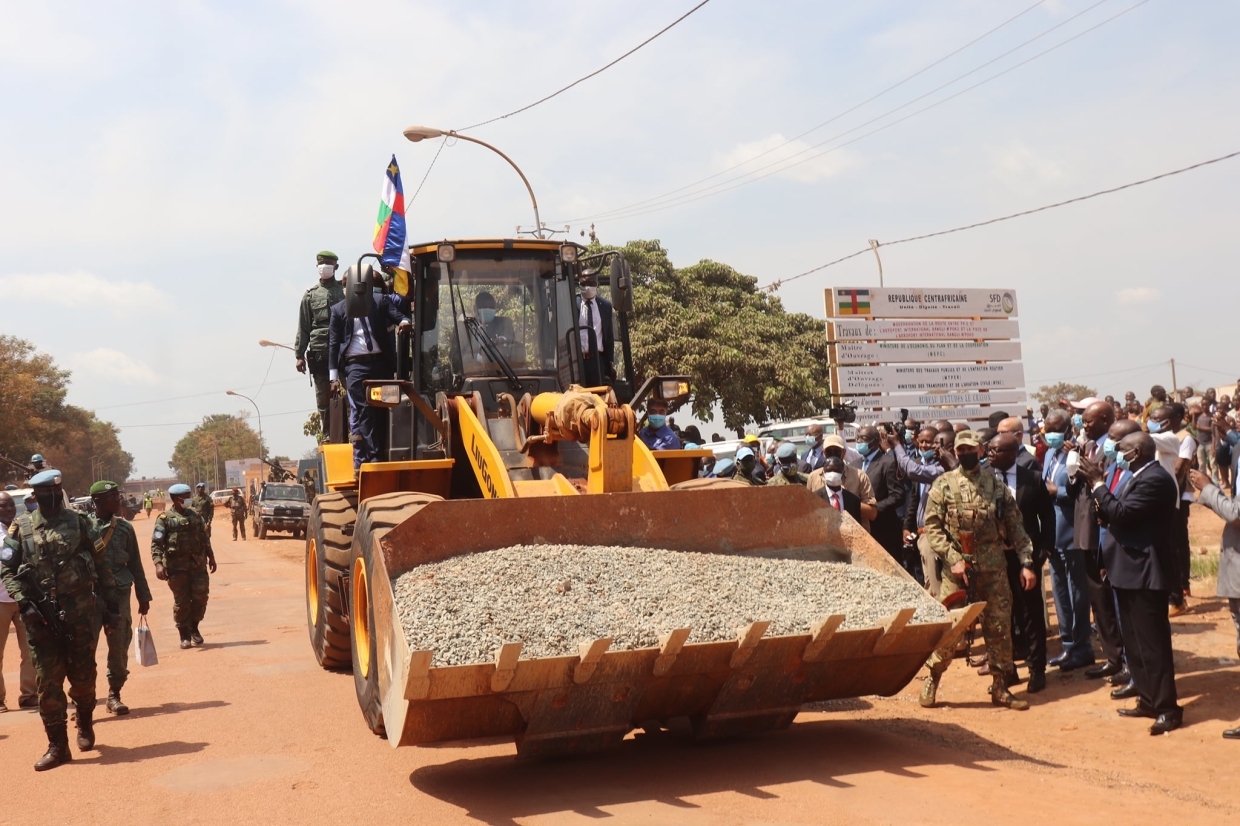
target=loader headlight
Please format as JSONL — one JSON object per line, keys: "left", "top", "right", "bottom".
{"left": 559, "top": 244, "right": 577, "bottom": 263}
{"left": 660, "top": 379, "right": 689, "bottom": 400}
{"left": 368, "top": 384, "right": 402, "bottom": 407}
{"left": 436, "top": 244, "right": 455, "bottom": 263}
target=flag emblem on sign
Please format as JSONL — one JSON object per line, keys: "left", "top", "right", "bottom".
{"left": 373, "top": 155, "right": 412, "bottom": 295}
{"left": 836, "top": 289, "right": 871, "bottom": 315}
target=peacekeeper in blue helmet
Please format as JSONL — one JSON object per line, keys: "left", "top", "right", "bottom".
{"left": 1, "top": 469, "right": 120, "bottom": 771}
{"left": 150, "top": 483, "right": 217, "bottom": 650}
{"left": 768, "top": 441, "right": 810, "bottom": 487}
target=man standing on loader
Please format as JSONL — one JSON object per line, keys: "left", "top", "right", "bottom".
{"left": 295, "top": 250, "right": 346, "bottom": 431}
{"left": 920, "top": 430, "right": 1037, "bottom": 711}
{"left": 151, "top": 484, "right": 217, "bottom": 649}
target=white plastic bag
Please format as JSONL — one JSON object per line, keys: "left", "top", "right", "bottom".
{"left": 134, "top": 615, "right": 158, "bottom": 666}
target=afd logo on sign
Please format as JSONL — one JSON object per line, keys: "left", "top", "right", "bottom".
{"left": 469, "top": 432, "right": 500, "bottom": 499}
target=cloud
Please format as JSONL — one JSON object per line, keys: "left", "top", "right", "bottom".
{"left": 68, "top": 348, "right": 161, "bottom": 385}
{"left": 714, "top": 134, "right": 858, "bottom": 184}
{"left": 0, "top": 270, "right": 170, "bottom": 311}
{"left": 988, "top": 143, "right": 1065, "bottom": 191}
{"left": 1118, "top": 287, "right": 1160, "bottom": 305}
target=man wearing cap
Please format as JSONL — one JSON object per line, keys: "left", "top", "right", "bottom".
{"left": 227, "top": 488, "right": 249, "bottom": 540}
{"left": 190, "top": 482, "right": 215, "bottom": 538}
{"left": 734, "top": 446, "right": 765, "bottom": 486}
{"left": 150, "top": 483, "right": 217, "bottom": 649}
{"left": 769, "top": 442, "right": 810, "bottom": 486}
{"left": 920, "top": 431, "right": 1037, "bottom": 711}
{"left": 295, "top": 250, "right": 346, "bottom": 432}
{"left": 807, "top": 434, "right": 877, "bottom": 523}
{"left": 89, "top": 480, "right": 152, "bottom": 715}
{"left": 1, "top": 469, "right": 120, "bottom": 770}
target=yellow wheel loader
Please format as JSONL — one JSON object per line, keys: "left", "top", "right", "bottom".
{"left": 305, "top": 238, "right": 980, "bottom": 757}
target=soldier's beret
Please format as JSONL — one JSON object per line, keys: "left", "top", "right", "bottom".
{"left": 168, "top": 483, "right": 192, "bottom": 496}
{"left": 316, "top": 250, "right": 339, "bottom": 261}
{"left": 954, "top": 430, "right": 981, "bottom": 448}
{"left": 775, "top": 442, "right": 798, "bottom": 462}
{"left": 90, "top": 480, "right": 118, "bottom": 496}
{"left": 30, "top": 469, "right": 62, "bottom": 487}
{"left": 714, "top": 458, "right": 736, "bottom": 477}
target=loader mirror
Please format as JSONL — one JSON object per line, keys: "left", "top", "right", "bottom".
{"left": 344, "top": 262, "right": 377, "bottom": 319}
{"left": 610, "top": 257, "right": 634, "bottom": 313}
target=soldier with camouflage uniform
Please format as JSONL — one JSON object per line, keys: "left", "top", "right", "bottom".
{"left": 295, "top": 250, "right": 345, "bottom": 430}
{"left": 151, "top": 483, "right": 217, "bottom": 650}
{"left": 768, "top": 442, "right": 810, "bottom": 487}
{"left": 190, "top": 482, "right": 215, "bottom": 538}
{"left": 1, "top": 469, "right": 120, "bottom": 770}
{"left": 919, "top": 431, "right": 1037, "bottom": 711}
{"left": 88, "top": 480, "right": 152, "bottom": 716}
{"left": 227, "top": 488, "right": 248, "bottom": 540}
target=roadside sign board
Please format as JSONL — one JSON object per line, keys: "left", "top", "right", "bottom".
{"left": 827, "top": 287, "right": 1018, "bottom": 319}
{"left": 832, "top": 362, "right": 1025, "bottom": 394}
{"left": 853, "top": 406, "right": 1025, "bottom": 423}
{"left": 828, "top": 318, "right": 1019, "bottom": 341}
{"left": 852, "top": 389, "right": 1028, "bottom": 409}
{"left": 831, "top": 340, "right": 1022, "bottom": 364}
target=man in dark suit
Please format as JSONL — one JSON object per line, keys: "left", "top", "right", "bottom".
{"left": 1080, "top": 432, "right": 1183, "bottom": 734}
{"left": 998, "top": 417, "right": 1042, "bottom": 474}
{"left": 574, "top": 271, "right": 614, "bottom": 387}
{"left": 328, "top": 293, "right": 411, "bottom": 470}
{"left": 989, "top": 433, "right": 1056, "bottom": 691}
{"left": 855, "top": 426, "right": 905, "bottom": 561}
{"left": 815, "top": 456, "right": 862, "bottom": 521}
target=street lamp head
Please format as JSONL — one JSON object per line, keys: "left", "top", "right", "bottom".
{"left": 403, "top": 125, "right": 445, "bottom": 142}
{"left": 226, "top": 390, "right": 238, "bottom": 397}
{"left": 258, "top": 339, "right": 277, "bottom": 348}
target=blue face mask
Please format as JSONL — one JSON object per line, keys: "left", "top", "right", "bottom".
{"left": 648, "top": 414, "right": 666, "bottom": 429}
{"left": 1072, "top": 414, "right": 1084, "bottom": 429}
{"left": 1102, "top": 437, "right": 1118, "bottom": 460}
{"left": 1116, "top": 450, "right": 1132, "bottom": 471}
{"left": 804, "top": 435, "right": 817, "bottom": 446}
{"left": 856, "top": 442, "right": 872, "bottom": 456}
{"left": 1045, "top": 432, "right": 1065, "bottom": 450}
{"left": 919, "top": 448, "right": 936, "bottom": 462}
{"left": 478, "top": 308, "right": 496, "bottom": 324}
{"left": 1147, "top": 420, "right": 1164, "bottom": 434}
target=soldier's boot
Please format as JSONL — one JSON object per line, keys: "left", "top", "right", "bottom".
{"left": 34, "top": 723, "right": 72, "bottom": 771}
{"left": 919, "top": 671, "right": 941, "bottom": 708}
{"left": 190, "top": 625, "right": 204, "bottom": 646}
{"left": 75, "top": 703, "right": 97, "bottom": 750}
{"left": 106, "top": 689, "right": 129, "bottom": 715}
{"left": 179, "top": 627, "right": 193, "bottom": 649}
{"left": 990, "top": 676, "right": 1029, "bottom": 711}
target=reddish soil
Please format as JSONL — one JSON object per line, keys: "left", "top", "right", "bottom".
{"left": 2, "top": 507, "right": 1237, "bottom": 825}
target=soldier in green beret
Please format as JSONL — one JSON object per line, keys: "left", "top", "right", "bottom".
{"left": 89, "top": 481, "right": 152, "bottom": 716}
{"left": 295, "top": 250, "right": 345, "bottom": 431}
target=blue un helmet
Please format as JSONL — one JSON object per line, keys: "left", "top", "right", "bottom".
{"left": 713, "top": 457, "right": 736, "bottom": 478}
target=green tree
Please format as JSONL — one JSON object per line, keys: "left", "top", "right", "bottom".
{"left": 169, "top": 414, "right": 264, "bottom": 486}
{"left": 1032, "top": 383, "right": 1098, "bottom": 407}
{"left": 42, "top": 406, "right": 134, "bottom": 492}
{"left": 599, "top": 240, "right": 833, "bottom": 433}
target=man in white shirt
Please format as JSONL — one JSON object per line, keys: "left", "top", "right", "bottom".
{"left": 0, "top": 491, "right": 37, "bottom": 711}
{"left": 574, "top": 271, "right": 614, "bottom": 387}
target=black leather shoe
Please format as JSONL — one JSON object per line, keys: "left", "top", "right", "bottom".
{"left": 1223, "top": 727, "right": 1240, "bottom": 740}
{"left": 1058, "top": 655, "right": 1096, "bottom": 672}
{"left": 1150, "top": 711, "right": 1183, "bottom": 735}
{"left": 1027, "top": 670, "right": 1046, "bottom": 693}
{"left": 1118, "top": 705, "right": 1157, "bottom": 719}
{"left": 1085, "top": 662, "right": 1122, "bottom": 680}
{"left": 1108, "top": 668, "right": 1131, "bottom": 686}
{"left": 1111, "top": 682, "right": 1140, "bottom": 700}
{"left": 1048, "top": 653, "right": 1068, "bottom": 667}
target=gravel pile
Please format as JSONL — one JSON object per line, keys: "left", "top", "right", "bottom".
{"left": 393, "top": 544, "right": 947, "bottom": 666}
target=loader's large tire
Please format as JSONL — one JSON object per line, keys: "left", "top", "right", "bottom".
{"left": 350, "top": 492, "right": 444, "bottom": 738}
{"left": 306, "top": 491, "right": 357, "bottom": 670}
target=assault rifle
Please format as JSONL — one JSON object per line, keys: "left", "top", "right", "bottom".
{"left": 941, "top": 530, "right": 982, "bottom": 666}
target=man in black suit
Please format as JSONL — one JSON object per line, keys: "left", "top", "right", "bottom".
{"left": 328, "top": 293, "right": 411, "bottom": 470}
{"left": 997, "top": 417, "right": 1042, "bottom": 474}
{"left": 856, "top": 426, "right": 905, "bottom": 562}
{"left": 989, "top": 433, "right": 1056, "bottom": 691}
{"left": 574, "top": 271, "right": 614, "bottom": 387}
{"left": 1080, "top": 432, "right": 1183, "bottom": 734}
{"left": 815, "top": 456, "right": 862, "bottom": 521}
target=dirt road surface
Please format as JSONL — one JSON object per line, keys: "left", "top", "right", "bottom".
{"left": 3, "top": 508, "right": 1238, "bottom": 825}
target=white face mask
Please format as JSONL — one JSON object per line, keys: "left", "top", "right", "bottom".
{"left": 317, "top": 263, "right": 336, "bottom": 280}
{"left": 581, "top": 286, "right": 598, "bottom": 300}
{"left": 823, "top": 471, "right": 844, "bottom": 488}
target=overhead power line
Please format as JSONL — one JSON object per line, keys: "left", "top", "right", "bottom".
{"left": 115, "top": 409, "right": 312, "bottom": 429}
{"left": 567, "top": 0, "right": 1146, "bottom": 224}
{"left": 1028, "top": 361, "right": 1167, "bottom": 385}
{"left": 765, "top": 148, "right": 1240, "bottom": 291}
{"left": 92, "top": 377, "right": 303, "bottom": 411}
{"left": 557, "top": 0, "right": 1057, "bottom": 224}
{"left": 457, "top": 0, "right": 713, "bottom": 132}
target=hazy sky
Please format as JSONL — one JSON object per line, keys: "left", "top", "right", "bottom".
{"left": 3, "top": 0, "right": 1237, "bottom": 477}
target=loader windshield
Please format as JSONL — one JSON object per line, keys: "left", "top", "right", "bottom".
{"left": 425, "top": 253, "right": 559, "bottom": 391}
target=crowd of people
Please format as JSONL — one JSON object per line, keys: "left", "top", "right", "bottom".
{"left": 690, "top": 385, "right": 1240, "bottom": 738}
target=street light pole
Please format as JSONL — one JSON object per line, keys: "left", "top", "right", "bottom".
{"left": 403, "top": 125, "right": 543, "bottom": 237}
{"left": 226, "top": 390, "right": 264, "bottom": 460}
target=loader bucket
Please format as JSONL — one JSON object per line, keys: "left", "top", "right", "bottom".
{"left": 367, "top": 485, "right": 980, "bottom": 757}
